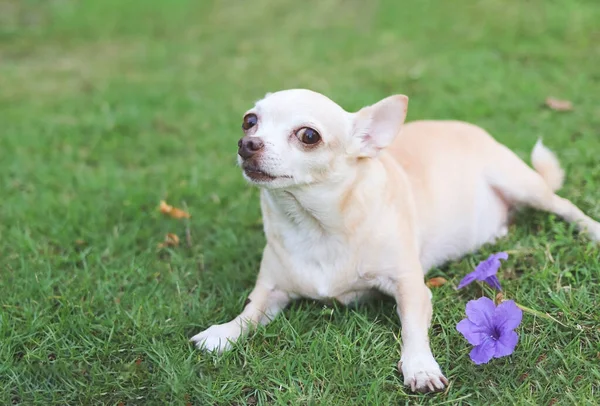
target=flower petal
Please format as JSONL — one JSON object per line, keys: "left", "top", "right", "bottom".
{"left": 492, "top": 252, "right": 509, "bottom": 261}
{"left": 469, "top": 338, "right": 496, "bottom": 365}
{"left": 484, "top": 275, "right": 502, "bottom": 291}
{"left": 494, "top": 330, "right": 519, "bottom": 358}
{"left": 457, "top": 318, "right": 489, "bottom": 345}
{"left": 465, "top": 297, "right": 496, "bottom": 329}
{"left": 457, "top": 271, "right": 477, "bottom": 289}
{"left": 474, "top": 252, "right": 508, "bottom": 280}
{"left": 493, "top": 300, "right": 523, "bottom": 334}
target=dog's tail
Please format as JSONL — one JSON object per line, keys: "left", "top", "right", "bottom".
{"left": 531, "top": 140, "right": 565, "bottom": 192}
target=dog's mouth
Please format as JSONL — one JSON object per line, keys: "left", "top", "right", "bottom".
{"left": 242, "top": 165, "right": 290, "bottom": 183}
{"left": 244, "top": 167, "right": 276, "bottom": 182}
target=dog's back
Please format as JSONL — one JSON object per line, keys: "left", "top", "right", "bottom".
{"left": 385, "top": 120, "right": 599, "bottom": 269}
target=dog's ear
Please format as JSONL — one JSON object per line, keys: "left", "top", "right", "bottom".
{"left": 256, "top": 92, "right": 273, "bottom": 103}
{"left": 350, "top": 95, "right": 409, "bottom": 158}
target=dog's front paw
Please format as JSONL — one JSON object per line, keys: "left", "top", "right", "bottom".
{"left": 399, "top": 352, "right": 448, "bottom": 393}
{"left": 190, "top": 322, "right": 242, "bottom": 353}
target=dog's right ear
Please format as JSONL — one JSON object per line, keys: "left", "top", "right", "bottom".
{"left": 349, "top": 95, "right": 409, "bottom": 158}
{"left": 255, "top": 92, "right": 272, "bottom": 104}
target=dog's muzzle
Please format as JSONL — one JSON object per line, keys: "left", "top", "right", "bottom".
{"left": 238, "top": 136, "right": 264, "bottom": 159}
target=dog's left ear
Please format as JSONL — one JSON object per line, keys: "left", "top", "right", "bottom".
{"left": 350, "top": 95, "right": 409, "bottom": 158}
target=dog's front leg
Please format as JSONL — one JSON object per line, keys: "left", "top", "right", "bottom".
{"left": 191, "top": 279, "right": 290, "bottom": 353}
{"left": 393, "top": 271, "right": 448, "bottom": 392}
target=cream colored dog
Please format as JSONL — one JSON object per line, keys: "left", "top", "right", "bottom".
{"left": 191, "top": 89, "right": 600, "bottom": 392}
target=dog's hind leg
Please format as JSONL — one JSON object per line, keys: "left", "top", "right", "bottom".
{"left": 485, "top": 140, "right": 600, "bottom": 241}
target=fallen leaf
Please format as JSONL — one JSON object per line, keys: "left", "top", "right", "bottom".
{"left": 159, "top": 200, "right": 191, "bottom": 219}
{"left": 157, "top": 233, "right": 180, "bottom": 249}
{"left": 501, "top": 267, "right": 518, "bottom": 280}
{"left": 545, "top": 97, "right": 573, "bottom": 112}
{"left": 426, "top": 277, "right": 447, "bottom": 288}
{"left": 74, "top": 239, "right": 88, "bottom": 252}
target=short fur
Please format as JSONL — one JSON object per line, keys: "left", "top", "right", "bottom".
{"left": 191, "top": 89, "right": 600, "bottom": 392}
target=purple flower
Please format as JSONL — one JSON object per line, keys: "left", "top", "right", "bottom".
{"left": 456, "top": 297, "right": 523, "bottom": 364}
{"left": 457, "top": 252, "right": 508, "bottom": 290}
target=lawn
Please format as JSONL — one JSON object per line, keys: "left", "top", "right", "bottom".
{"left": 1, "top": 0, "right": 599, "bottom": 404}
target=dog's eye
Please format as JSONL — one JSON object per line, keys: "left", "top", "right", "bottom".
{"left": 242, "top": 114, "right": 258, "bottom": 130}
{"left": 296, "top": 127, "right": 321, "bottom": 145}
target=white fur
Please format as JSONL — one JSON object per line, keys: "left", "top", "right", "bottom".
{"left": 192, "top": 89, "right": 600, "bottom": 392}
{"left": 531, "top": 139, "right": 565, "bottom": 192}
{"left": 190, "top": 321, "right": 242, "bottom": 353}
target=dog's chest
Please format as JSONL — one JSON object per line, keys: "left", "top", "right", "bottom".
{"left": 277, "top": 228, "right": 368, "bottom": 300}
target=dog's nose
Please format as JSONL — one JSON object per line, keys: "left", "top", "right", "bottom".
{"left": 238, "top": 136, "right": 264, "bottom": 159}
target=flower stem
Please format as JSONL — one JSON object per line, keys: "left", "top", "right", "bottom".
{"left": 515, "top": 302, "right": 568, "bottom": 327}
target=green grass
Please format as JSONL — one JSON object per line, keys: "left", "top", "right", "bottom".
{"left": 1, "top": 0, "right": 600, "bottom": 404}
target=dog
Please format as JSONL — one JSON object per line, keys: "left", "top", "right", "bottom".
{"left": 191, "top": 89, "right": 600, "bottom": 392}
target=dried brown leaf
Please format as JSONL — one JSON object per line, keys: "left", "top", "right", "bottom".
{"left": 426, "top": 277, "right": 447, "bottom": 288}
{"left": 545, "top": 97, "right": 573, "bottom": 112}
{"left": 159, "top": 200, "right": 191, "bottom": 219}
{"left": 157, "top": 233, "right": 180, "bottom": 249}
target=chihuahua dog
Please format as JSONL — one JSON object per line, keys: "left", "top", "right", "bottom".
{"left": 191, "top": 89, "right": 600, "bottom": 392}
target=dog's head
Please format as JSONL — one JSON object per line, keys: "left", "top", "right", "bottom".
{"left": 237, "top": 89, "right": 408, "bottom": 189}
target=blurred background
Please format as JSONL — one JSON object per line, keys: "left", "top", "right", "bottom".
{"left": 1, "top": 0, "right": 599, "bottom": 404}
